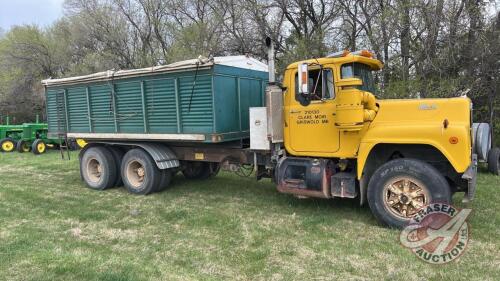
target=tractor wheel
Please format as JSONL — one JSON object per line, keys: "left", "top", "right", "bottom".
{"left": 80, "top": 146, "right": 118, "bottom": 190}
{"left": 31, "top": 139, "right": 47, "bottom": 155}
{"left": 16, "top": 140, "right": 31, "bottom": 153}
{"left": 487, "top": 147, "right": 500, "bottom": 175}
{"left": 182, "top": 161, "right": 219, "bottom": 180}
{"left": 121, "top": 148, "right": 161, "bottom": 195}
{"left": 367, "top": 158, "right": 451, "bottom": 229}
{"left": 0, "top": 138, "right": 16, "bottom": 152}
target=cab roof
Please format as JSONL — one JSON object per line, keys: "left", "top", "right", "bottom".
{"left": 286, "top": 53, "right": 383, "bottom": 71}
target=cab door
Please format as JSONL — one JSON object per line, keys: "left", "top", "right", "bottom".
{"left": 287, "top": 67, "right": 340, "bottom": 154}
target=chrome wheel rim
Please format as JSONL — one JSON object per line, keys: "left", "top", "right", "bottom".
{"left": 382, "top": 176, "right": 430, "bottom": 219}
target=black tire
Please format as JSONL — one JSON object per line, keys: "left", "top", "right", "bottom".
{"left": 208, "top": 163, "right": 221, "bottom": 178}
{"left": 487, "top": 147, "right": 500, "bottom": 175}
{"left": 67, "top": 139, "right": 79, "bottom": 151}
{"left": 121, "top": 148, "right": 161, "bottom": 195}
{"left": 80, "top": 146, "right": 118, "bottom": 190}
{"left": 156, "top": 169, "right": 173, "bottom": 192}
{"left": 182, "top": 161, "right": 213, "bottom": 180}
{"left": 367, "top": 158, "right": 451, "bottom": 229}
{"left": 16, "top": 140, "right": 31, "bottom": 153}
{"left": 31, "top": 139, "right": 47, "bottom": 155}
{"left": 108, "top": 146, "right": 125, "bottom": 187}
{"left": 0, "top": 138, "right": 16, "bottom": 152}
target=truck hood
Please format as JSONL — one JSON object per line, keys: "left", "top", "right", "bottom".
{"left": 373, "top": 97, "right": 472, "bottom": 125}
{"left": 361, "top": 97, "right": 473, "bottom": 174}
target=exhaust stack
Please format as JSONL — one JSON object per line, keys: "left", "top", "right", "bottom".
{"left": 265, "top": 37, "right": 275, "bottom": 84}
{"left": 263, "top": 37, "right": 283, "bottom": 144}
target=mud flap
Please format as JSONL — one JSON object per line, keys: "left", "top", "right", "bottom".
{"left": 462, "top": 154, "right": 477, "bottom": 203}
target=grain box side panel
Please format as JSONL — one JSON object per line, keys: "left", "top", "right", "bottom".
{"left": 248, "top": 78, "right": 264, "bottom": 107}
{"left": 238, "top": 78, "right": 252, "bottom": 132}
{"left": 239, "top": 78, "right": 265, "bottom": 132}
{"left": 240, "top": 78, "right": 264, "bottom": 131}
{"left": 45, "top": 89, "right": 60, "bottom": 135}
{"left": 144, "top": 78, "right": 178, "bottom": 133}
{"left": 66, "top": 86, "right": 90, "bottom": 133}
{"left": 212, "top": 65, "right": 267, "bottom": 139}
{"left": 178, "top": 74, "right": 213, "bottom": 134}
{"left": 89, "top": 84, "right": 115, "bottom": 133}
{"left": 213, "top": 75, "right": 239, "bottom": 133}
{"left": 115, "top": 81, "right": 144, "bottom": 133}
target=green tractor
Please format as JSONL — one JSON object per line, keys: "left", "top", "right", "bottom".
{"left": 0, "top": 122, "right": 62, "bottom": 154}
{"left": 0, "top": 124, "right": 24, "bottom": 153}
{"left": 15, "top": 123, "right": 61, "bottom": 154}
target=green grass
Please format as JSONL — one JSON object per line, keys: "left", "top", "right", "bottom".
{"left": 0, "top": 151, "right": 499, "bottom": 281}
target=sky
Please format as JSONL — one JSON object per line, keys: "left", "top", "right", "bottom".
{"left": 0, "top": 0, "right": 64, "bottom": 31}
{"left": 0, "top": 0, "right": 498, "bottom": 32}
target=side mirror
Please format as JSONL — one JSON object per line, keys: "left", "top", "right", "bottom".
{"left": 335, "top": 78, "right": 363, "bottom": 88}
{"left": 297, "top": 63, "right": 309, "bottom": 95}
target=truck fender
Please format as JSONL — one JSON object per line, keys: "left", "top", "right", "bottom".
{"left": 356, "top": 142, "right": 440, "bottom": 206}
{"left": 80, "top": 142, "right": 180, "bottom": 170}
{"left": 132, "top": 142, "right": 180, "bottom": 170}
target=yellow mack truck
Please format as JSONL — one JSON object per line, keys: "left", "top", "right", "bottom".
{"left": 43, "top": 39, "right": 499, "bottom": 228}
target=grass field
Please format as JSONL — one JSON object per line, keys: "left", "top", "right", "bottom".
{"left": 0, "top": 151, "right": 499, "bottom": 281}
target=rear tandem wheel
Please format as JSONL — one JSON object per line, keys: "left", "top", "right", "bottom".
{"left": 121, "top": 148, "right": 162, "bottom": 195}
{"left": 80, "top": 146, "right": 118, "bottom": 190}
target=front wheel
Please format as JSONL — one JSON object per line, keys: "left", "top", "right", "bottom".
{"left": 367, "top": 158, "right": 451, "bottom": 228}
{"left": 0, "top": 138, "right": 16, "bottom": 152}
{"left": 32, "top": 139, "right": 47, "bottom": 155}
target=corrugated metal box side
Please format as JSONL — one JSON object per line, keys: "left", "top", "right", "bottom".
{"left": 45, "top": 65, "right": 267, "bottom": 143}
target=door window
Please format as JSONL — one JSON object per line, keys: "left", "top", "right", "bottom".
{"left": 295, "top": 68, "right": 334, "bottom": 104}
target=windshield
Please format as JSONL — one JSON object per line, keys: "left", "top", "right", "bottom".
{"left": 341, "top": 62, "right": 376, "bottom": 93}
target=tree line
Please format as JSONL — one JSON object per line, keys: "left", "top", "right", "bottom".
{"left": 0, "top": 0, "right": 498, "bottom": 143}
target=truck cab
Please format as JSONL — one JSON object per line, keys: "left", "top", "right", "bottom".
{"left": 284, "top": 52, "right": 381, "bottom": 158}
{"left": 267, "top": 50, "right": 481, "bottom": 228}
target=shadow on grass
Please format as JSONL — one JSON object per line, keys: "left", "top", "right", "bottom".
{"left": 156, "top": 172, "right": 380, "bottom": 227}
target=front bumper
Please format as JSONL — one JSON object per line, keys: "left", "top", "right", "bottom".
{"left": 462, "top": 154, "right": 478, "bottom": 203}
